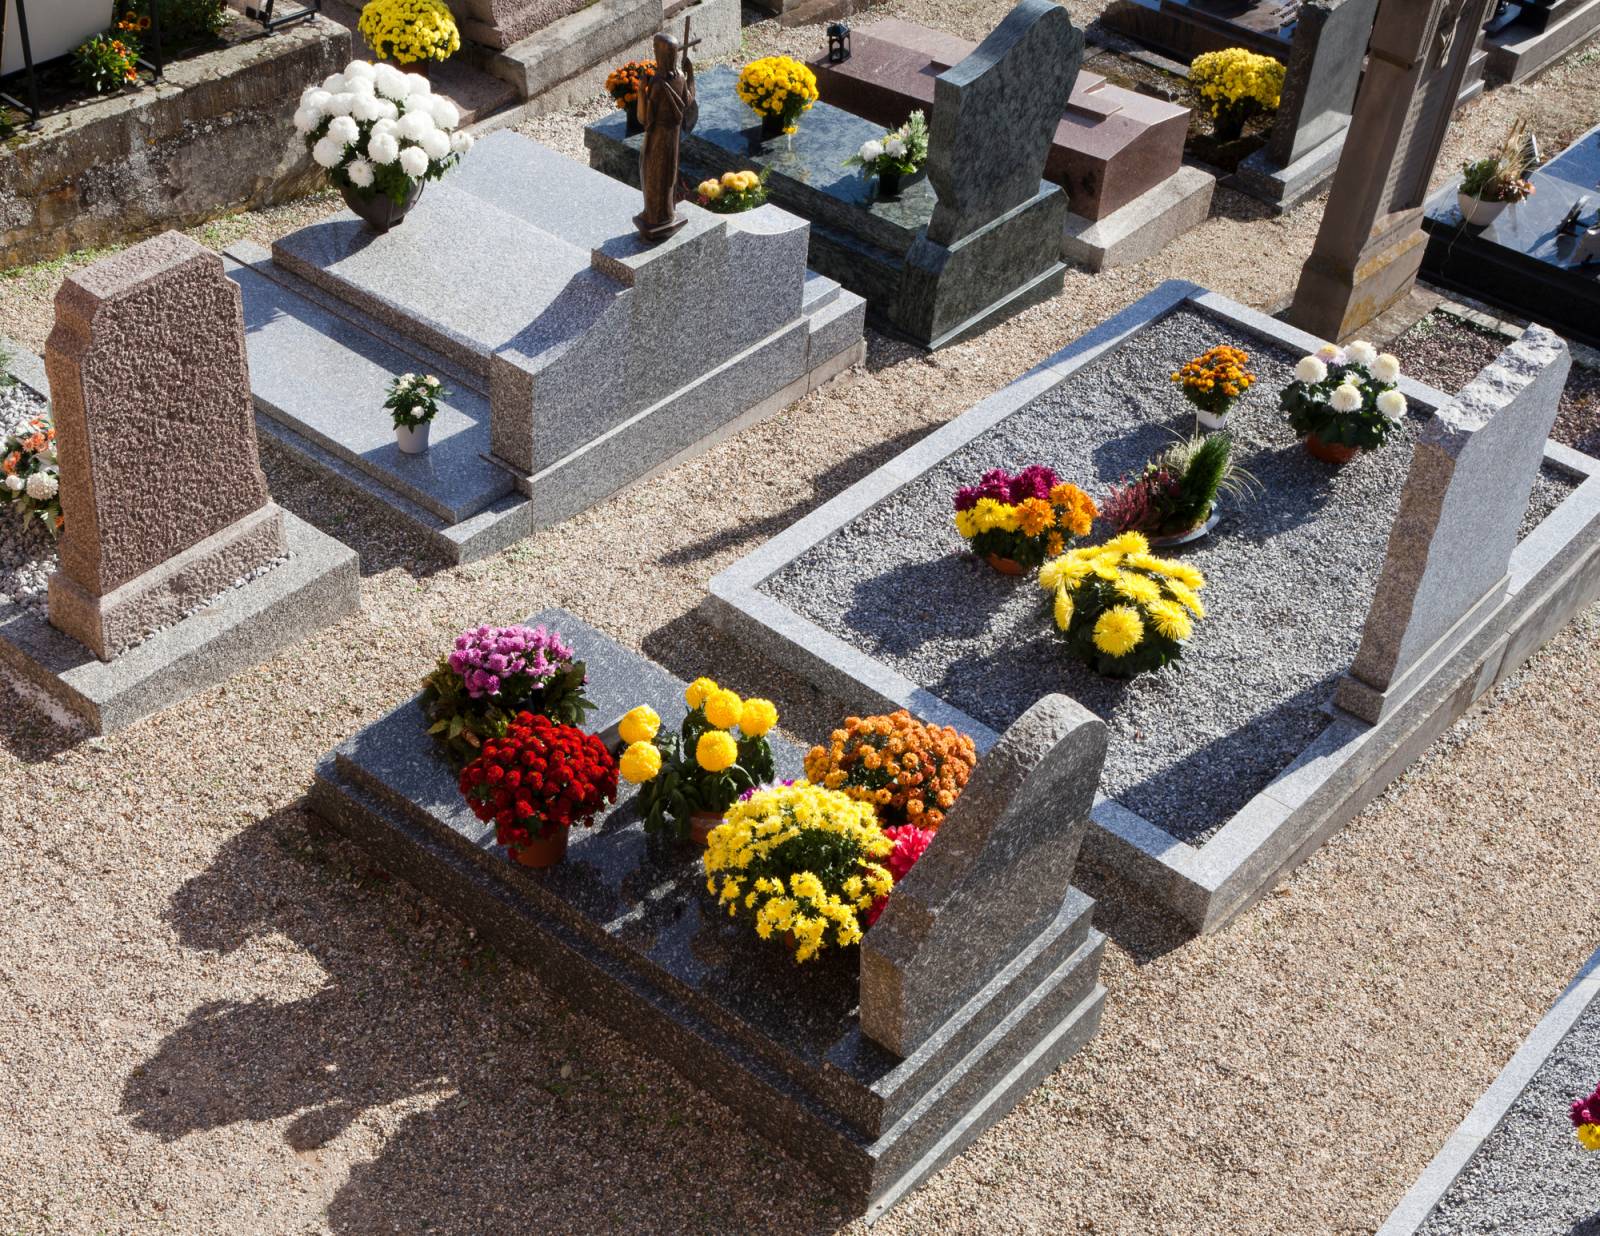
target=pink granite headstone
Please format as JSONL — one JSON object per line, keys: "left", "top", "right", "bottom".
{"left": 44, "top": 231, "right": 287, "bottom": 661}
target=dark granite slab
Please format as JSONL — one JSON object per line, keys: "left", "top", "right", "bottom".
{"left": 1100, "top": 0, "right": 1298, "bottom": 61}
{"left": 1421, "top": 121, "right": 1600, "bottom": 348}
{"left": 310, "top": 607, "right": 1107, "bottom": 1217}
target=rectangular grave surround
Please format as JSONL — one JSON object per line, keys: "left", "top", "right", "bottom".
{"left": 1421, "top": 121, "right": 1600, "bottom": 349}
{"left": 310, "top": 609, "right": 1107, "bottom": 1219}
{"left": 704, "top": 281, "right": 1600, "bottom": 932}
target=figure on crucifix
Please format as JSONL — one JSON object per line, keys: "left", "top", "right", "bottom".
{"left": 633, "top": 19, "right": 700, "bottom": 243}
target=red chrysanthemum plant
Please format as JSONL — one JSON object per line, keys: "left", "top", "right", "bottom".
{"left": 865, "top": 823, "right": 936, "bottom": 926}
{"left": 458, "top": 711, "right": 618, "bottom": 869}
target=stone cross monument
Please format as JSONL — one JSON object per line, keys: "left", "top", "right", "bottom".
{"left": 45, "top": 231, "right": 288, "bottom": 661}
{"left": 1286, "top": 0, "right": 1496, "bottom": 341}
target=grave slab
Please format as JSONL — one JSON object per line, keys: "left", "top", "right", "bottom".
{"left": 807, "top": 18, "right": 1212, "bottom": 266}
{"left": 1420, "top": 121, "right": 1600, "bottom": 350}
{"left": 1482, "top": 0, "right": 1600, "bottom": 84}
{"left": 701, "top": 280, "right": 1600, "bottom": 931}
{"left": 586, "top": 0, "right": 1076, "bottom": 348}
{"left": 309, "top": 608, "right": 1107, "bottom": 1219}
{"left": 233, "top": 133, "right": 864, "bottom": 565}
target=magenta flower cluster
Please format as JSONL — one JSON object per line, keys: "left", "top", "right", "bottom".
{"left": 447, "top": 624, "right": 574, "bottom": 699}
{"left": 1571, "top": 1082, "right": 1600, "bottom": 1129}
{"left": 953, "top": 464, "right": 1059, "bottom": 511}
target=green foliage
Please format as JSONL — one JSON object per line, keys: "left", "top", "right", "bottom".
{"left": 1163, "top": 433, "right": 1231, "bottom": 532}
{"left": 72, "top": 34, "right": 141, "bottom": 95}
{"left": 123, "top": 0, "right": 230, "bottom": 43}
{"left": 635, "top": 707, "right": 775, "bottom": 840}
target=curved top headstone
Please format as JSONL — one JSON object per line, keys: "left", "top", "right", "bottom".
{"left": 858, "top": 693, "right": 1107, "bottom": 1057}
{"left": 925, "top": 0, "right": 1084, "bottom": 247}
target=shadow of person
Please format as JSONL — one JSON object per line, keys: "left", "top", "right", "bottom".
{"left": 122, "top": 806, "right": 852, "bottom": 1235}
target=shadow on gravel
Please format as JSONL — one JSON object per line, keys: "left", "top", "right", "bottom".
{"left": 0, "top": 675, "right": 84, "bottom": 763}
{"left": 121, "top": 805, "right": 853, "bottom": 1236}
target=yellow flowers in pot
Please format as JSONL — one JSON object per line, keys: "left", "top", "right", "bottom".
{"left": 359, "top": 0, "right": 460, "bottom": 65}
{"left": 737, "top": 56, "right": 819, "bottom": 135}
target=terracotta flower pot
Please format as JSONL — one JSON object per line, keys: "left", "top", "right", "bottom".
{"left": 689, "top": 810, "right": 723, "bottom": 845}
{"left": 1305, "top": 431, "right": 1360, "bottom": 465}
{"left": 508, "top": 827, "right": 568, "bottom": 868}
{"left": 985, "top": 552, "right": 1025, "bottom": 576}
{"left": 340, "top": 179, "right": 425, "bottom": 234}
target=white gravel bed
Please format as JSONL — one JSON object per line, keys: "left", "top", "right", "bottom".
{"left": 762, "top": 303, "right": 1568, "bottom": 845}
{"left": 1418, "top": 994, "right": 1600, "bottom": 1235}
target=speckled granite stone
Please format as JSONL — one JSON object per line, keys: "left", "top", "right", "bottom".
{"left": 43, "top": 232, "right": 286, "bottom": 661}
{"left": 310, "top": 608, "right": 1107, "bottom": 1218}
{"left": 1340, "top": 325, "right": 1571, "bottom": 722}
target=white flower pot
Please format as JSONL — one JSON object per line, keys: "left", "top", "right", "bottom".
{"left": 1457, "top": 192, "right": 1509, "bottom": 227}
{"left": 1195, "top": 408, "right": 1229, "bottom": 431}
{"left": 395, "top": 421, "right": 432, "bottom": 454}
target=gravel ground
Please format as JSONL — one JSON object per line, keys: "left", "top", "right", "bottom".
{"left": 2, "top": 11, "right": 1599, "bottom": 1236}
{"left": 762, "top": 303, "right": 1570, "bottom": 843}
{"left": 1418, "top": 986, "right": 1600, "bottom": 1236}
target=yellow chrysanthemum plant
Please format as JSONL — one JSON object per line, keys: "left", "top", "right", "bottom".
{"left": 359, "top": 0, "right": 460, "bottom": 64}
{"left": 703, "top": 782, "right": 895, "bottom": 963}
{"left": 736, "top": 56, "right": 819, "bottom": 136}
{"left": 615, "top": 678, "right": 780, "bottom": 842}
{"left": 1038, "top": 533, "right": 1207, "bottom": 678}
{"left": 696, "top": 169, "right": 769, "bottom": 215}
{"left": 1189, "top": 47, "right": 1284, "bottom": 143}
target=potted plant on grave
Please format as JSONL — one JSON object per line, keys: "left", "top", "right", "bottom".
{"left": 803, "top": 710, "right": 978, "bottom": 832}
{"left": 695, "top": 170, "right": 768, "bottom": 214}
{"left": 843, "top": 110, "right": 930, "bottom": 200}
{"left": 459, "top": 711, "right": 618, "bottom": 869}
{"left": 72, "top": 32, "right": 142, "bottom": 94}
{"left": 605, "top": 59, "right": 654, "bottom": 134}
{"left": 1038, "top": 533, "right": 1207, "bottom": 678}
{"left": 618, "top": 677, "right": 778, "bottom": 844}
{"left": 421, "top": 622, "right": 595, "bottom": 769}
{"left": 1, "top": 415, "right": 62, "bottom": 537}
{"left": 1458, "top": 119, "right": 1537, "bottom": 227}
{"left": 702, "top": 782, "right": 895, "bottom": 962}
{"left": 951, "top": 465, "right": 1098, "bottom": 575}
{"left": 736, "top": 56, "right": 819, "bottom": 140}
{"left": 295, "top": 58, "right": 474, "bottom": 234}
{"left": 384, "top": 371, "right": 445, "bottom": 454}
{"left": 1171, "top": 344, "right": 1255, "bottom": 430}
{"left": 1189, "top": 48, "right": 1284, "bottom": 145}
{"left": 1102, "top": 433, "right": 1254, "bottom": 546}
{"left": 1572, "top": 1083, "right": 1600, "bottom": 1150}
{"left": 358, "top": 0, "right": 461, "bottom": 77}
{"left": 1280, "top": 339, "right": 1408, "bottom": 465}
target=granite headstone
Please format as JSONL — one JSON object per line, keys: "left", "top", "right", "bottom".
{"left": 859, "top": 694, "right": 1108, "bottom": 1057}
{"left": 45, "top": 231, "right": 287, "bottom": 661}
{"left": 1337, "top": 324, "right": 1571, "bottom": 722}
{"left": 1266, "top": 0, "right": 1379, "bottom": 168}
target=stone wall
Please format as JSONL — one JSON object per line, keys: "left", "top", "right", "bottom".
{"left": 0, "top": 17, "right": 350, "bottom": 271}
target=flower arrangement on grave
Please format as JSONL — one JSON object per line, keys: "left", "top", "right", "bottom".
{"left": 803, "top": 711, "right": 977, "bottom": 831}
{"left": 737, "top": 56, "right": 819, "bottom": 137}
{"left": 619, "top": 677, "right": 779, "bottom": 843}
{"left": 843, "top": 110, "right": 930, "bottom": 195}
{"left": 863, "top": 822, "right": 935, "bottom": 927}
{"left": 295, "top": 59, "right": 473, "bottom": 228}
{"left": 73, "top": 33, "right": 141, "bottom": 94}
{"left": 1189, "top": 48, "right": 1283, "bottom": 144}
{"left": 605, "top": 59, "right": 653, "bottom": 126}
{"left": 385, "top": 372, "right": 446, "bottom": 453}
{"left": 421, "top": 623, "right": 595, "bottom": 769}
{"left": 952, "top": 465, "right": 1097, "bottom": 574}
{"left": 0, "top": 415, "right": 62, "bottom": 537}
{"left": 1458, "top": 118, "right": 1537, "bottom": 225}
{"left": 358, "top": 0, "right": 461, "bottom": 65}
{"left": 1102, "top": 433, "right": 1251, "bottom": 543}
{"left": 460, "top": 711, "right": 618, "bottom": 868}
{"left": 696, "top": 170, "right": 768, "bottom": 214}
{"left": 1039, "top": 533, "right": 1207, "bottom": 678}
{"left": 1572, "top": 1082, "right": 1600, "bottom": 1150}
{"left": 1280, "top": 339, "right": 1407, "bottom": 464}
{"left": 702, "top": 782, "right": 895, "bottom": 962}
{"left": 1171, "top": 344, "right": 1255, "bottom": 429}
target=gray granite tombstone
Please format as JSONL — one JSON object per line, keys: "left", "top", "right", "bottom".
{"left": 922, "top": 0, "right": 1084, "bottom": 247}
{"left": 1336, "top": 324, "right": 1570, "bottom": 723}
{"left": 1287, "top": 0, "right": 1497, "bottom": 341}
{"left": 859, "top": 694, "right": 1108, "bottom": 1057}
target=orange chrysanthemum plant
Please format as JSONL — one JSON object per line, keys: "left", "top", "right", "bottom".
{"left": 803, "top": 711, "right": 977, "bottom": 831}
{"left": 1170, "top": 344, "right": 1254, "bottom": 426}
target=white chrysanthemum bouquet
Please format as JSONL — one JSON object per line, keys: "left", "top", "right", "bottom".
{"left": 1279, "top": 338, "right": 1409, "bottom": 461}
{"left": 294, "top": 59, "right": 473, "bottom": 208}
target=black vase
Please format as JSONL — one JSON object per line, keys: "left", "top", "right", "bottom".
{"left": 340, "top": 179, "right": 425, "bottom": 234}
{"left": 877, "top": 169, "right": 903, "bottom": 198}
{"left": 760, "top": 112, "right": 786, "bottom": 140}
{"left": 625, "top": 103, "right": 644, "bottom": 136}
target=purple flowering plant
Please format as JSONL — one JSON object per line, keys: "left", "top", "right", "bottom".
{"left": 421, "top": 623, "right": 595, "bottom": 768}
{"left": 952, "top": 464, "right": 1059, "bottom": 512}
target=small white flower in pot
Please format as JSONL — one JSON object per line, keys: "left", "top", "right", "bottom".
{"left": 386, "top": 372, "right": 447, "bottom": 455}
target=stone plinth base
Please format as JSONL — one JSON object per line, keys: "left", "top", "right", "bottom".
{"left": 1, "top": 512, "right": 359, "bottom": 734}
{"left": 1484, "top": 0, "right": 1600, "bottom": 84}
{"left": 1287, "top": 225, "right": 1429, "bottom": 345}
{"left": 1061, "top": 165, "right": 1215, "bottom": 270}
{"left": 1229, "top": 126, "right": 1347, "bottom": 213}
{"left": 49, "top": 504, "right": 288, "bottom": 662}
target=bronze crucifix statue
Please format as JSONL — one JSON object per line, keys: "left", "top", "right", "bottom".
{"left": 632, "top": 17, "right": 700, "bottom": 243}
